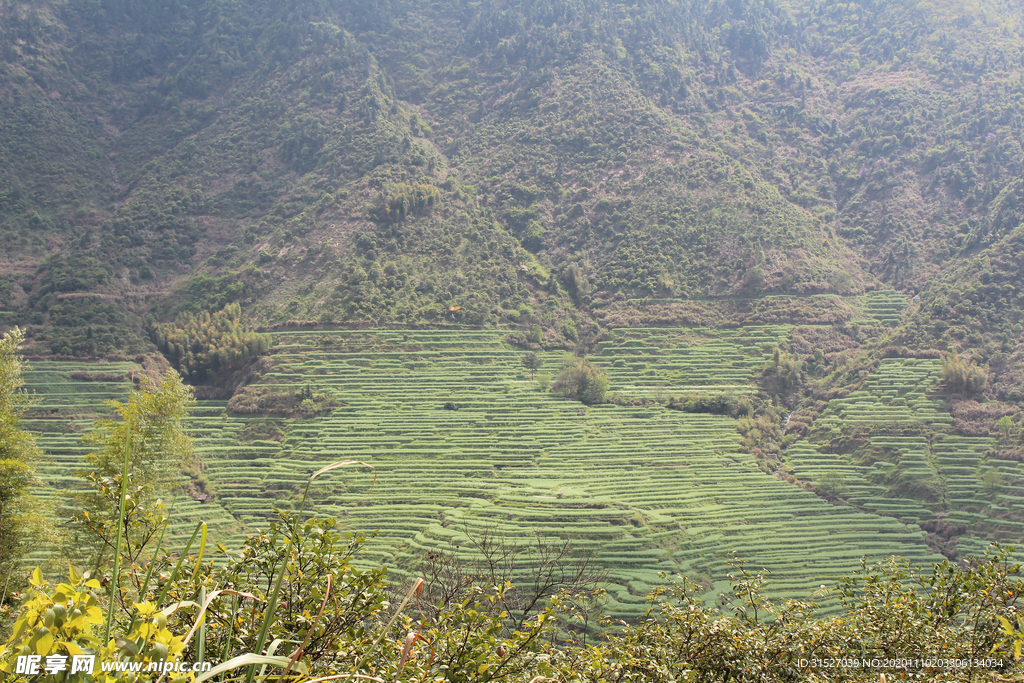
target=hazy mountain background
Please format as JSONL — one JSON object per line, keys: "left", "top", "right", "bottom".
{"left": 0, "top": 0, "right": 1021, "bottom": 359}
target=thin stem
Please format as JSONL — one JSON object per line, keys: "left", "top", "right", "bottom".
{"left": 105, "top": 423, "right": 132, "bottom": 644}
{"left": 1, "top": 568, "right": 12, "bottom": 607}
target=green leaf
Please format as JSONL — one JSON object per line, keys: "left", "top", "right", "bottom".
{"left": 194, "top": 654, "right": 304, "bottom": 683}
{"left": 35, "top": 632, "right": 53, "bottom": 656}
{"left": 190, "top": 522, "right": 208, "bottom": 585}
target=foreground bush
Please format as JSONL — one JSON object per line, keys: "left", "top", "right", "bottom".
{"left": 4, "top": 531, "right": 1023, "bottom": 682}
{"left": 0, "top": 327, "right": 43, "bottom": 595}
{"left": 0, "top": 511, "right": 563, "bottom": 683}
{"left": 558, "top": 548, "right": 1024, "bottom": 682}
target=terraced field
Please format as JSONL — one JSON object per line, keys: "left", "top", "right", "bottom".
{"left": 23, "top": 328, "right": 946, "bottom": 618}
{"left": 20, "top": 361, "right": 140, "bottom": 502}
{"left": 20, "top": 361, "right": 240, "bottom": 558}
{"left": 588, "top": 327, "right": 786, "bottom": 395}
{"left": 857, "top": 290, "right": 910, "bottom": 327}
{"left": 786, "top": 357, "right": 1024, "bottom": 559}
{"left": 204, "top": 329, "right": 942, "bottom": 616}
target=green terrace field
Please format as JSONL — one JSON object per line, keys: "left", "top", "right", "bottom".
{"left": 22, "top": 329, "right": 946, "bottom": 618}
{"left": 785, "top": 357, "right": 1024, "bottom": 559}
{"left": 589, "top": 327, "right": 788, "bottom": 395}
{"left": 20, "top": 361, "right": 241, "bottom": 560}
{"left": 856, "top": 290, "right": 910, "bottom": 328}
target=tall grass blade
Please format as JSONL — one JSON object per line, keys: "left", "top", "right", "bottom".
{"left": 125, "top": 508, "right": 170, "bottom": 635}
{"left": 194, "top": 654, "right": 305, "bottom": 683}
{"left": 181, "top": 589, "right": 257, "bottom": 646}
{"left": 197, "top": 586, "right": 206, "bottom": 665}
{"left": 190, "top": 521, "right": 209, "bottom": 584}
{"left": 154, "top": 521, "right": 208, "bottom": 608}
{"left": 125, "top": 490, "right": 187, "bottom": 634}
{"left": 396, "top": 631, "right": 432, "bottom": 677}
{"left": 259, "top": 639, "right": 298, "bottom": 680}
{"left": 222, "top": 595, "right": 237, "bottom": 663}
{"left": 246, "top": 460, "right": 374, "bottom": 683}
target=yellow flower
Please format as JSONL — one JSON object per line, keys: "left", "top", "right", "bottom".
{"left": 134, "top": 602, "right": 158, "bottom": 616}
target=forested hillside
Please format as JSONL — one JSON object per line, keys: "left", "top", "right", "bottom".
{"left": 0, "top": 0, "right": 1022, "bottom": 350}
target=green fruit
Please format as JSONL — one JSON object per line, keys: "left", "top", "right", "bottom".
{"left": 42, "top": 609, "right": 55, "bottom": 628}
{"left": 70, "top": 608, "right": 83, "bottom": 621}
{"left": 52, "top": 604, "right": 67, "bottom": 622}
{"left": 155, "top": 613, "right": 167, "bottom": 630}
{"left": 151, "top": 643, "right": 168, "bottom": 661}
{"left": 19, "top": 645, "right": 32, "bottom": 657}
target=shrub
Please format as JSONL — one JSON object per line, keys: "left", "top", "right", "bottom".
{"left": 942, "top": 354, "right": 988, "bottom": 395}
{"left": 666, "top": 391, "right": 742, "bottom": 415}
{"left": 552, "top": 358, "right": 608, "bottom": 405}
{"left": 537, "top": 372, "right": 552, "bottom": 392}
{"left": 227, "top": 384, "right": 339, "bottom": 417}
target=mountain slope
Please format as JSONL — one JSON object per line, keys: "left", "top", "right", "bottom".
{"left": 0, "top": 0, "right": 1023, "bottom": 353}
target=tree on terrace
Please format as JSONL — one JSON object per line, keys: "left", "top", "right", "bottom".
{"left": 552, "top": 358, "right": 609, "bottom": 405}
{"left": 522, "top": 351, "right": 542, "bottom": 378}
{"left": 0, "top": 327, "right": 42, "bottom": 597}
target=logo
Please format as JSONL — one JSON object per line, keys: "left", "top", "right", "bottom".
{"left": 15, "top": 655, "right": 213, "bottom": 675}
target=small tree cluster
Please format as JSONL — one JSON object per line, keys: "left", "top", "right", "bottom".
{"left": 377, "top": 182, "right": 441, "bottom": 222}
{"left": 74, "top": 370, "right": 195, "bottom": 571}
{"left": 942, "top": 353, "right": 988, "bottom": 395}
{"left": 770, "top": 348, "right": 803, "bottom": 395}
{"left": 152, "top": 303, "right": 271, "bottom": 384}
{"left": 552, "top": 358, "right": 609, "bottom": 405}
{"left": 666, "top": 391, "right": 751, "bottom": 416}
{"left": 226, "top": 383, "right": 339, "bottom": 417}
